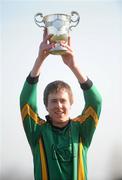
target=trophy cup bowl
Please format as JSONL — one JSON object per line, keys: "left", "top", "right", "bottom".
{"left": 34, "top": 11, "right": 80, "bottom": 55}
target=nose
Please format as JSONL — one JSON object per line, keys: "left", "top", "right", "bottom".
{"left": 56, "top": 101, "right": 62, "bottom": 108}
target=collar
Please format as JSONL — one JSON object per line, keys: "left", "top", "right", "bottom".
{"left": 45, "top": 115, "right": 71, "bottom": 130}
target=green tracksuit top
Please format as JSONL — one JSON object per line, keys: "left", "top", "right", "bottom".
{"left": 20, "top": 75, "right": 102, "bottom": 180}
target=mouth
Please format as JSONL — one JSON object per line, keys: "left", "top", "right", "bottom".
{"left": 55, "top": 111, "right": 64, "bottom": 116}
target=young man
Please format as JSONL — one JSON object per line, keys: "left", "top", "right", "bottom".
{"left": 20, "top": 30, "right": 102, "bottom": 180}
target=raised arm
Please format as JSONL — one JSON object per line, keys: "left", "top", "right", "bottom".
{"left": 61, "top": 37, "right": 88, "bottom": 84}
{"left": 61, "top": 38, "right": 102, "bottom": 147}
{"left": 20, "top": 30, "right": 54, "bottom": 147}
{"left": 31, "top": 29, "right": 54, "bottom": 77}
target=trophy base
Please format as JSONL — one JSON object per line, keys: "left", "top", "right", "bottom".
{"left": 49, "top": 44, "right": 67, "bottom": 55}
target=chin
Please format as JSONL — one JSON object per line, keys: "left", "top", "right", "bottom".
{"left": 54, "top": 117, "right": 68, "bottom": 122}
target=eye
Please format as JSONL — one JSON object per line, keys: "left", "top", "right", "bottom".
{"left": 60, "top": 99, "right": 67, "bottom": 103}
{"left": 51, "top": 99, "right": 57, "bottom": 103}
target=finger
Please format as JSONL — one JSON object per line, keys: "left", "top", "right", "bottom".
{"left": 47, "top": 43, "right": 55, "bottom": 50}
{"left": 60, "top": 42, "right": 71, "bottom": 51}
{"left": 43, "top": 43, "right": 55, "bottom": 53}
{"left": 68, "top": 36, "right": 71, "bottom": 46}
{"left": 43, "top": 28, "right": 47, "bottom": 40}
{"left": 43, "top": 34, "right": 53, "bottom": 43}
{"left": 43, "top": 28, "right": 53, "bottom": 43}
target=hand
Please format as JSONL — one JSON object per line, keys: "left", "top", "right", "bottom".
{"left": 61, "top": 37, "right": 87, "bottom": 83}
{"left": 30, "top": 29, "right": 55, "bottom": 77}
{"left": 38, "top": 29, "right": 55, "bottom": 61}
{"left": 61, "top": 37, "right": 76, "bottom": 69}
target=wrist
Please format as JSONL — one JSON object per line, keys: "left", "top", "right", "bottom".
{"left": 27, "top": 73, "right": 39, "bottom": 84}
{"left": 30, "top": 57, "right": 44, "bottom": 77}
{"left": 37, "top": 54, "right": 45, "bottom": 63}
{"left": 79, "top": 78, "right": 93, "bottom": 90}
{"left": 70, "top": 65, "right": 88, "bottom": 83}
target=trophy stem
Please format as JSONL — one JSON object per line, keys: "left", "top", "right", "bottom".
{"left": 49, "top": 42, "right": 67, "bottom": 55}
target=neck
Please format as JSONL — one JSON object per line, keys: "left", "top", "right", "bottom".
{"left": 52, "top": 120, "right": 70, "bottom": 128}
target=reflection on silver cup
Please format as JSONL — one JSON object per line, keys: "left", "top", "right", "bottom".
{"left": 34, "top": 12, "right": 80, "bottom": 55}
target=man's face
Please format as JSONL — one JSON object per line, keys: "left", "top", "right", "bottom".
{"left": 46, "top": 89, "right": 71, "bottom": 127}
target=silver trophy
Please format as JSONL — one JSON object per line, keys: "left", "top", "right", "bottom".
{"left": 34, "top": 11, "right": 80, "bottom": 55}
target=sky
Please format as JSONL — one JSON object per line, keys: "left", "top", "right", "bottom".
{"left": 1, "top": 0, "right": 122, "bottom": 180}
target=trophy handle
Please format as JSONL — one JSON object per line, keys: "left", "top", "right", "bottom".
{"left": 69, "top": 11, "right": 80, "bottom": 30}
{"left": 34, "top": 13, "right": 45, "bottom": 28}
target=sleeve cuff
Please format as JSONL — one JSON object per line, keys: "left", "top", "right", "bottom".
{"left": 79, "top": 78, "right": 93, "bottom": 90}
{"left": 26, "top": 73, "right": 39, "bottom": 84}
